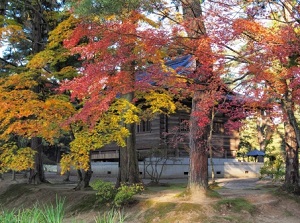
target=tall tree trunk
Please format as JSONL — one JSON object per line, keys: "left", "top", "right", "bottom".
{"left": 29, "top": 137, "right": 47, "bottom": 184}
{"left": 116, "top": 92, "right": 141, "bottom": 187}
{"left": 183, "top": 0, "right": 210, "bottom": 191}
{"left": 189, "top": 91, "right": 208, "bottom": 191}
{"left": 284, "top": 120, "right": 299, "bottom": 188}
{"left": 28, "top": 2, "right": 48, "bottom": 184}
{"left": 281, "top": 89, "right": 300, "bottom": 188}
{"left": 31, "top": 1, "right": 44, "bottom": 53}
{"left": 208, "top": 108, "right": 215, "bottom": 183}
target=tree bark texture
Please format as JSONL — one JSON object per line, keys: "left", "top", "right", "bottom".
{"left": 281, "top": 79, "right": 300, "bottom": 190}
{"left": 29, "top": 137, "right": 47, "bottom": 184}
{"left": 284, "top": 121, "right": 299, "bottom": 188}
{"left": 189, "top": 91, "right": 209, "bottom": 190}
{"left": 281, "top": 83, "right": 300, "bottom": 189}
{"left": 116, "top": 92, "right": 141, "bottom": 187}
{"left": 74, "top": 168, "right": 93, "bottom": 190}
{"left": 183, "top": 0, "right": 210, "bottom": 191}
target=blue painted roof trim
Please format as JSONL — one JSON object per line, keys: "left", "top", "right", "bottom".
{"left": 165, "top": 54, "right": 193, "bottom": 73}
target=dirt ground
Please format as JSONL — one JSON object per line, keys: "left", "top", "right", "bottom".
{"left": 0, "top": 172, "right": 300, "bottom": 223}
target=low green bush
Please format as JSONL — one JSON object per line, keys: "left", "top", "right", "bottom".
{"left": 260, "top": 158, "right": 285, "bottom": 181}
{"left": 114, "top": 183, "right": 144, "bottom": 207}
{"left": 91, "top": 180, "right": 144, "bottom": 207}
{"left": 90, "top": 180, "right": 117, "bottom": 204}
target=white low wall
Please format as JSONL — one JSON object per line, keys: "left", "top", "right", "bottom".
{"left": 224, "top": 162, "right": 263, "bottom": 178}
{"left": 56, "top": 158, "right": 264, "bottom": 179}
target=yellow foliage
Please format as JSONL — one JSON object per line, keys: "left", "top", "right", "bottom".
{"left": 138, "top": 13, "right": 160, "bottom": 28}
{"left": 27, "top": 50, "right": 55, "bottom": 69}
{"left": 0, "top": 25, "right": 27, "bottom": 44}
{"left": 0, "top": 74, "right": 75, "bottom": 143}
{"left": 0, "top": 142, "right": 36, "bottom": 173}
{"left": 48, "top": 15, "right": 79, "bottom": 49}
{"left": 1, "top": 73, "right": 38, "bottom": 90}
{"left": 140, "top": 90, "right": 177, "bottom": 117}
{"left": 60, "top": 99, "right": 140, "bottom": 173}
{"left": 55, "top": 66, "right": 78, "bottom": 80}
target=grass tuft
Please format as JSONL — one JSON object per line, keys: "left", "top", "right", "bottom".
{"left": 94, "top": 209, "right": 126, "bottom": 223}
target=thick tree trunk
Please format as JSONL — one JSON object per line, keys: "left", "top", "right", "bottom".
{"left": 189, "top": 91, "right": 209, "bottom": 191}
{"left": 29, "top": 137, "right": 47, "bottom": 184}
{"left": 116, "top": 92, "right": 141, "bottom": 187}
{"left": 189, "top": 147, "right": 208, "bottom": 190}
{"left": 74, "top": 169, "right": 93, "bottom": 190}
{"left": 284, "top": 121, "right": 299, "bottom": 188}
{"left": 31, "top": 2, "right": 44, "bottom": 53}
{"left": 183, "top": 0, "right": 210, "bottom": 191}
{"left": 281, "top": 84, "right": 300, "bottom": 189}
{"left": 116, "top": 123, "right": 141, "bottom": 187}
{"left": 283, "top": 103, "right": 299, "bottom": 188}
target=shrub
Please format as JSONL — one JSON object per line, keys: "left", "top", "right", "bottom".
{"left": 90, "top": 180, "right": 117, "bottom": 204}
{"left": 113, "top": 183, "right": 144, "bottom": 207}
{"left": 91, "top": 180, "right": 144, "bottom": 207}
{"left": 260, "top": 157, "right": 285, "bottom": 181}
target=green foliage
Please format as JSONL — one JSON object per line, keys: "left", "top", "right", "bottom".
{"left": 94, "top": 209, "right": 126, "bottom": 223}
{"left": 90, "top": 180, "right": 144, "bottom": 207}
{"left": 237, "top": 118, "right": 259, "bottom": 158}
{"left": 68, "top": 0, "right": 141, "bottom": 17}
{"left": 0, "top": 208, "right": 41, "bottom": 223}
{"left": 0, "top": 197, "right": 65, "bottom": 223}
{"left": 91, "top": 180, "right": 117, "bottom": 204}
{"left": 114, "top": 183, "right": 144, "bottom": 207}
{"left": 260, "top": 155, "right": 285, "bottom": 181}
{"left": 40, "top": 196, "right": 65, "bottom": 223}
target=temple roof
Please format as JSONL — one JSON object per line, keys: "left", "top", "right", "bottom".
{"left": 165, "top": 54, "right": 194, "bottom": 73}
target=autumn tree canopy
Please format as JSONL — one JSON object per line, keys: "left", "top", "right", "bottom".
{"left": 0, "top": 1, "right": 76, "bottom": 182}
{"left": 1, "top": 0, "right": 300, "bottom": 191}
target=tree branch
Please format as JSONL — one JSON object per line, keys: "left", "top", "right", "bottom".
{"left": 0, "top": 57, "right": 18, "bottom": 67}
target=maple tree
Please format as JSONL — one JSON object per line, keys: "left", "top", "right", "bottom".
{"left": 62, "top": 0, "right": 246, "bottom": 191}
{"left": 227, "top": 0, "right": 300, "bottom": 189}
{"left": 176, "top": 0, "right": 300, "bottom": 189}
{"left": 146, "top": 0, "right": 238, "bottom": 191}
{"left": 0, "top": 70, "right": 75, "bottom": 182}
{"left": 61, "top": 0, "right": 182, "bottom": 186}
{"left": 0, "top": 1, "right": 77, "bottom": 183}
{"left": 161, "top": 0, "right": 300, "bottom": 191}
